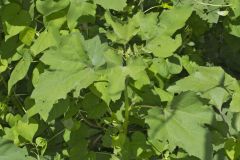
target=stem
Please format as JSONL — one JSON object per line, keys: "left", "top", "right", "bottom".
{"left": 144, "top": 5, "right": 162, "bottom": 13}
{"left": 194, "top": 0, "right": 231, "bottom": 7}
{"left": 218, "top": 110, "right": 232, "bottom": 136}
{"left": 123, "top": 80, "right": 130, "bottom": 135}
{"left": 48, "top": 129, "right": 65, "bottom": 142}
{"left": 106, "top": 105, "right": 113, "bottom": 115}
{"left": 78, "top": 111, "right": 103, "bottom": 130}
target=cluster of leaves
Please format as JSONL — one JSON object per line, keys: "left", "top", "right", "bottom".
{"left": 0, "top": 0, "right": 240, "bottom": 159}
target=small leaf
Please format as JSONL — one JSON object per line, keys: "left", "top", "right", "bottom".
{"left": 217, "top": 10, "right": 229, "bottom": 16}
{"left": 224, "top": 137, "right": 240, "bottom": 160}
{"left": 19, "top": 27, "right": 36, "bottom": 46}
{"left": 0, "top": 59, "right": 8, "bottom": 73}
{"left": 35, "top": 137, "right": 47, "bottom": 155}
{"left": 8, "top": 50, "right": 32, "bottom": 94}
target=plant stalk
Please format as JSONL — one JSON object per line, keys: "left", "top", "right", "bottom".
{"left": 123, "top": 80, "right": 130, "bottom": 135}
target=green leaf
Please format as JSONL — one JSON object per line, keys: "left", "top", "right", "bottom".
{"left": 30, "top": 27, "right": 60, "bottom": 56}
{"left": 67, "top": 123, "right": 97, "bottom": 160}
{"left": 194, "top": 0, "right": 225, "bottom": 23}
{"left": 228, "top": 23, "right": 240, "bottom": 38}
{"left": 167, "top": 67, "right": 237, "bottom": 93}
{"left": 229, "top": 92, "right": 240, "bottom": 112}
{"left": 0, "top": 138, "right": 28, "bottom": 160}
{"left": 146, "top": 92, "right": 213, "bottom": 159}
{"left": 67, "top": 0, "right": 96, "bottom": 30}
{"left": 142, "top": 6, "right": 192, "bottom": 58}
{"left": 158, "top": 5, "right": 193, "bottom": 36}
{"left": 36, "top": 0, "right": 70, "bottom": 16}
{"left": 47, "top": 99, "right": 71, "bottom": 121}
{"left": 107, "top": 57, "right": 148, "bottom": 101}
{"left": 178, "top": 0, "right": 226, "bottom": 23}
{"left": 83, "top": 36, "right": 107, "bottom": 68}
{"left": 126, "top": 132, "right": 149, "bottom": 159}
{"left": 104, "top": 12, "right": 139, "bottom": 44}
{"left": 202, "top": 87, "right": 230, "bottom": 109}
{"left": 145, "top": 35, "right": 182, "bottom": 58}
{"left": 35, "top": 137, "right": 47, "bottom": 155}
{"left": 19, "top": 27, "right": 36, "bottom": 46}
{"left": 31, "top": 32, "right": 97, "bottom": 120}
{"left": 94, "top": 0, "right": 127, "bottom": 11}
{"left": 8, "top": 50, "right": 32, "bottom": 94}
{"left": 134, "top": 12, "right": 159, "bottom": 40}
{"left": 154, "top": 87, "right": 173, "bottom": 102}
{"left": 107, "top": 66, "right": 127, "bottom": 100}
{"left": 81, "top": 93, "right": 108, "bottom": 119}
{"left": 230, "top": 0, "right": 240, "bottom": 18}
{"left": 16, "top": 121, "right": 38, "bottom": 141}
{"left": 1, "top": 3, "right": 31, "bottom": 38}
{"left": 91, "top": 77, "right": 111, "bottom": 105}
{"left": 224, "top": 137, "right": 240, "bottom": 160}
{"left": 232, "top": 113, "right": 240, "bottom": 132}
{"left": 0, "top": 59, "right": 8, "bottom": 73}
{"left": 31, "top": 68, "right": 96, "bottom": 120}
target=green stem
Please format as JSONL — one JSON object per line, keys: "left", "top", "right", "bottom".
{"left": 194, "top": 0, "right": 231, "bottom": 7}
{"left": 48, "top": 129, "right": 65, "bottom": 142}
{"left": 78, "top": 111, "right": 103, "bottom": 130}
{"left": 144, "top": 5, "right": 162, "bottom": 13}
{"left": 123, "top": 80, "right": 130, "bottom": 135}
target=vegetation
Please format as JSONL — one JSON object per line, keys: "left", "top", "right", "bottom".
{"left": 0, "top": 0, "right": 240, "bottom": 159}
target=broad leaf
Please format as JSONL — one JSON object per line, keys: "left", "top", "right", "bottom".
{"left": 31, "top": 32, "right": 98, "bottom": 120}
{"left": 30, "top": 27, "right": 60, "bottom": 56}
{"left": 145, "top": 35, "right": 182, "bottom": 58}
{"left": 158, "top": 5, "right": 193, "bottom": 36}
{"left": 0, "top": 138, "right": 28, "bottom": 160}
{"left": 146, "top": 92, "right": 213, "bottom": 159}
{"left": 168, "top": 67, "right": 239, "bottom": 93}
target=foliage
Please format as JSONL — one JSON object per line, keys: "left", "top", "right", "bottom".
{"left": 0, "top": 0, "right": 240, "bottom": 159}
